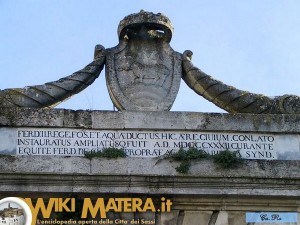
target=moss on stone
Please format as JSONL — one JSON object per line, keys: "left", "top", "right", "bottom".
{"left": 84, "top": 148, "right": 127, "bottom": 159}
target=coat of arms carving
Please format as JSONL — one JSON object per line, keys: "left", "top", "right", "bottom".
{"left": 106, "top": 11, "right": 182, "bottom": 110}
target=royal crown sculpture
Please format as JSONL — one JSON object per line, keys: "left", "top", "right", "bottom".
{"left": 1, "top": 10, "right": 299, "bottom": 114}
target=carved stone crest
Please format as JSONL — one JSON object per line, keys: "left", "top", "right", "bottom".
{"left": 106, "top": 11, "right": 182, "bottom": 111}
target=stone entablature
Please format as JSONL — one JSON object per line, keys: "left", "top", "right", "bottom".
{"left": 0, "top": 109, "right": 299, "bottom": 225}
{"left": 0, "top": 108, "right": 299, "bottom": 160}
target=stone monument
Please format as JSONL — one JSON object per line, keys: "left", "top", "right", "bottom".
{"left": 0, "top": 10, "right": 299, "bottom": 225}
{"left": 0, "top": 10, "right": 299, "bottom": 114}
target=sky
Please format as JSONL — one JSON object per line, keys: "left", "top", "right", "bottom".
{"left": 0, "top": 202, "right": 21, "bottom": 210}
{"left": 1, "top": 1, "right": 300, "bottom": 113}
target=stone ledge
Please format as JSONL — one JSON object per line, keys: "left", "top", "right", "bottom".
{"left": 0, "top": 156, "right": 299, "bottom": 178}
{"left": 0, "top": 156, "right": 299, "bottom": 196}
{"left": 0, "top": 173, "right": 299, "bottom": 197}
{"left": 0, "top": 108, "right": 299, "bottom": 132}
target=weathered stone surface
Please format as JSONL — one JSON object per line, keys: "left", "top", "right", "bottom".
{"left": 123, "top": 111, "right": 186, "bottom": 129}
{"left": 276, "top": 134, "right": 300, "bottom": 159}
{"left": 227, "top": 212, "right": 245, "bottom": 225}
{"left": 0, "top": 156, "right": 90, "bottom": 174}
{"left": 118, "top": 11, "right": 174, "bottom": 42}
{"left": 136, "top": 212, "right": 156, "bottom": 224}
{"left": 0, "top": 108, "right": 64, "bottom": 127}
{"left": 0, "top": 48, "right": 105, "bottom": 108}
{"left": 90, "top": 157, "right": 176, "bottom": 175}
{"left": 63, "top": 109, "right": 93, "bottom": 128}
{"left": 215, "top": 211, "right": 228, "bottom": 225}
{"left": 119, "top": 212, "right": 135, "bottom": 221}
{"left": 1, "top": 109, "right": 300, "bottom": 160}
{"left": 106, "top": 11, "right": 182, "bottom": 111}
{"left": 0, "top": 108, "right": 299, "bottom": 132}
{"left": 0, "top": 108, "right": 299, "bottom": 225}
{"left": 182, "top": 50, "right": 300, "bottom": 114}
{"left": 159, "top": 211, "right": 179, "bottom": 225}
{"left": 182, "top": 211, "right": 213, "bottom": 225}
{"left": 92, "top": 111, "right": 125, "bottom": 129}
{"left": 0, "top": 116, "right": 10, "bottom": 126}
{"left": 0, "top": 156, "right": 299, "bottom": 196}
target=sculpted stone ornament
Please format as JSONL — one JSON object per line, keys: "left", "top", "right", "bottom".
{"left": 0, "top": 45, "right": 106, "bottom": 108}
{"left": 0, "top": 10, "right": 299, "bottom": 114}
{"left": 182, "top": 51, "right": 300, "bottom": 114}
{"left": 106, "top": 11, "right": 181, "bottom": 111}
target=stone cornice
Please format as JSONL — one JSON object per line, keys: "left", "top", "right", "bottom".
{"left": 0, "top": 108, "right": 299, "bottom": 133}
{"left": 0, "top": 157, "right": 299, "bottom": 197}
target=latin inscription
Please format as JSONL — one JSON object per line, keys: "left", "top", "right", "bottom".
{"left": 14, "top": 128, "right": 277, "bottom": 159}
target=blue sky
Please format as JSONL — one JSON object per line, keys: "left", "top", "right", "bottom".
{"left": 0, "top": 202, "right": 21, "bottom": 210}
{"left": 1, "top": 1, "right": 300, "bottom": 112}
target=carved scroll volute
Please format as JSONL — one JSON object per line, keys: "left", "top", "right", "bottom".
{"left": 0, "top": 45, "right": 106, "bottom": 108}
{"left": 182, "top": 50, "right": 300, "bottom": 114}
